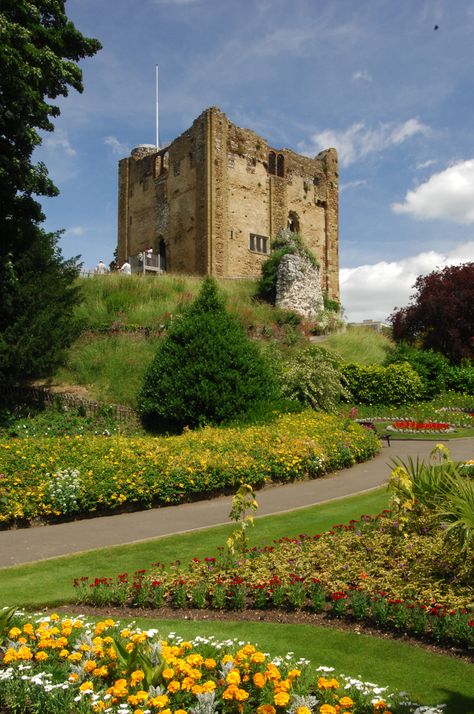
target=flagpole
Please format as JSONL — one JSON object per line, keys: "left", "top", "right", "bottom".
{"left": 155, "top": 64, "right": 160, "bottom": 149}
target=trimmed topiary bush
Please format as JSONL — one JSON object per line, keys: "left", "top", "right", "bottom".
{"left": 342, "top": 362, "right": 424, "bottom": 406}
{"left": 138, "top": 277, "right": 279, "bottom": 430}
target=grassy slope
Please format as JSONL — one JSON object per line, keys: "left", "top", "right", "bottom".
{"left": 319, "top": 326, "right": 394, "bottom": 365}
{"left": 52, "top": 275, "right": 395, "bottom": 406}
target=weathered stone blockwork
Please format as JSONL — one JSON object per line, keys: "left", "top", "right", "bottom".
{"left": 117, "top": 107, "right": 339, "bottom": 300}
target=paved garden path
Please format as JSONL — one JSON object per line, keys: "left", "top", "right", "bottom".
{"left": 0, "top": 438, "right": 472, "bottom": 568}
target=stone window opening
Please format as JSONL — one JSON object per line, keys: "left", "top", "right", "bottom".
{"left": 277, "top": 153, "right": 285, "bottom": 177}
{"left": 268, "top": 151, "right": 276, "bottom": 175}
{"left": 249, "top": 233, "right": 269, "bottom": 254}
{"left": 161, "top": 151, "right": 169, "bottom": 175}
{"left": 288, "top": 211, "right": 300, "bottom": 233}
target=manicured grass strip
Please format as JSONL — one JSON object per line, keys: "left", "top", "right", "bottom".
{"left": 70, "top": 615, "right": 474, "bottom": 714}
{"left": 0, "top": 488, "right": 389, "bottom": 607}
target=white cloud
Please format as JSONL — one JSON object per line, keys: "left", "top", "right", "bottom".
{"left": 340, "top": 179, "right": 367, "bottom": 192}
{"left": 64, "top": 226, "right": 85, "bottom": 237}
{"left": 301, "top": 118, "right": 431, "bottom": 167}
{"left": 415, "top": 159, "right": 437, "bottom": 170}
{"left": 392, "top": 159, "right": 474, "bottom": 224}
{"left": 352, "top": 70, "right": 372, "bottom": 82}
{"left": 44, "top": 129, "right": 76, "bottom": 156}
{"left": 340, "top": 242, "right": 474, "bottom": 323}
{"left": 104, "top": 135, "right": 131, "bottom": 156}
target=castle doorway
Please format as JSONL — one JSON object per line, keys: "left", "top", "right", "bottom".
{"left": 158, "top": 238, "right": 167, "bottom": 271}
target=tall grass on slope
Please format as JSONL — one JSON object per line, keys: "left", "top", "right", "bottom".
{"left": 54, "top": 333, "right": 159, "bottom": 406}
{"left": 321, "top": 326, "right": 394, "bottom": 365}
{"left": 74, "top": 274, "right": 277, "bottom": 330}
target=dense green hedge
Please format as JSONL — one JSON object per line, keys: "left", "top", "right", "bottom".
{"left": 342, "top": 362, "right": 424, "bottom": 406}
{"left": 0, "top": 411, "right": 379, "bottom": 527}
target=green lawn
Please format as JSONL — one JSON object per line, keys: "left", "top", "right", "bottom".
{"left": 0, "top": 488, "right": 389, "bottom": 607}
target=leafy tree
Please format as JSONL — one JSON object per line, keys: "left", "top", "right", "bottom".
{"left": 389, "top": 263, "right": 474, "bottom": 363}
{"left": 138, "top": 278, "right": 280, "bottom": 431}
{"left": 0, "top": 1, "right": 101, "bottom": 389}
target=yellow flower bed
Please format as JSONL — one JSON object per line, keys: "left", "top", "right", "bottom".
{"left": 0, "top": 412, "right": 379, "bottom": 526}
{"left": 0, "top": 612, "right": 441, "bottom": 713}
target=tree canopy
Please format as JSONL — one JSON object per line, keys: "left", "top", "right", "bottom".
{"left": 389, "top": 263, "right": 474, "bottom": 363}
{"left": 0, "top": 1, "right": 101, "bottom": 390}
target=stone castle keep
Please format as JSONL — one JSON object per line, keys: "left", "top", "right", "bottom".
{"left": 117, "top": 107, "right": 339, "bottom": 301}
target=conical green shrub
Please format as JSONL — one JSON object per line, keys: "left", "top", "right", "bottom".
{"left": 138, "top": 277, "right": 279, "bottom": 430}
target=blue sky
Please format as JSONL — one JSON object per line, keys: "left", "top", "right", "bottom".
{"left": 36, "top": 0, "right": 474, "bottom": 321}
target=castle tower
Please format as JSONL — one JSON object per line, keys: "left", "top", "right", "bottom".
{"left": 117, "top": 107, "right": 339, "bottom": 301}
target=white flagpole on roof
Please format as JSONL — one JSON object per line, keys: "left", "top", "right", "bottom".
{"left": 155, "top": 64, "right": 160, "bottom": 149}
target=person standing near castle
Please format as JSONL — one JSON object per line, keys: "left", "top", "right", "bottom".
{"left": 95, "top": 259, "right": 107, "bottom": 274}
{"left": 120, "top": 260, "right": 131, "bottom": 275}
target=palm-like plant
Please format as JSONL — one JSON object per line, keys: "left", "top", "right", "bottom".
{"left": 439, "top": 476, "right": 474, "bottom": 552}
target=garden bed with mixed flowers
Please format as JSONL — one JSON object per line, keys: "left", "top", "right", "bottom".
{"left": 0, "top": 611, "right": 446, "bottom": 714}
{"left": 0, "top": 412, "right": 379, "bottom": 528}
{"left": 386, "top": 422, "right": 454, "bottom": 434}
{"left": 73, "top": 506, "right": 474, "bottom": 653}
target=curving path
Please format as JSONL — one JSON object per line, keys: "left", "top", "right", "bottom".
{"left": 0, "top": 437, "right": 472, "bottom": 568}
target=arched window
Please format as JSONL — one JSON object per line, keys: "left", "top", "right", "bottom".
{"left": 160, "top": 151, "right": 169, "bottom": 175}
{"left": 277, "top": 153, "right": 285, "bottom": 177}
{"left": 288, "top": 211, "right": 300, "bottom": 233}
{"left": 268, "top": 151, "right": 276, "bottom": 175}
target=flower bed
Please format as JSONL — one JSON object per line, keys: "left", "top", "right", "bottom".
{"left": 387, "top": 421, "right": 454, "bottom": 434}
{"left": 0, "top": 612, "right": 445, "bottom": 713}
{"left": 0, "top": 412, "right": 379, "bottom": 528}
{"left": 74, "top": 511, "right": 474, "bottom": 651}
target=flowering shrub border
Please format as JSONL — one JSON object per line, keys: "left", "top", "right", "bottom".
{"left": 0, "top": 412, "right": 379, "bottom": 528}
{"left": 74, "top": 510, "right": 474, "bottom": 652}
{"left": 0, "top": 611, "right": 445, "bottom": 713}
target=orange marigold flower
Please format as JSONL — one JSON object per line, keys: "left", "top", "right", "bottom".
{"left": 130, "top": 669, "right": 145, "bottom": 687}
{"left": 167, "top": 680, "right": 181, "bottom": 693}
{"left": 253, "top": 672, "right": 267, "bottom": 688}
{"left": 35, "top": 652, "right": 48, "bottom": 662}
{"left": 274, "top": 691, "right": 290, "bottom": 707}
{"left": 79, "top": 681, "right": 94, "bottom": 693}
{"left": 319, "top": 705, "right": 337, "bottom": 714}
{"left": 204, "top": 658, "right": 216, "bottom": 669}
{"left": 226, "top": 669, "right": 241, "bottom": 685}
{"left": 339, "top": 696, "right": 354, "bottom": 708}
{"left": 257, "top": 706, "right": 276, "bottom": 714}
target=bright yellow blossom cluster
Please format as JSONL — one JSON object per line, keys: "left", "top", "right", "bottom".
{"left": 0, "top": 614, "right": 437, "bottom": 714}
{"left": 0, "top": 411, "right": 379, "bottom": 526}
